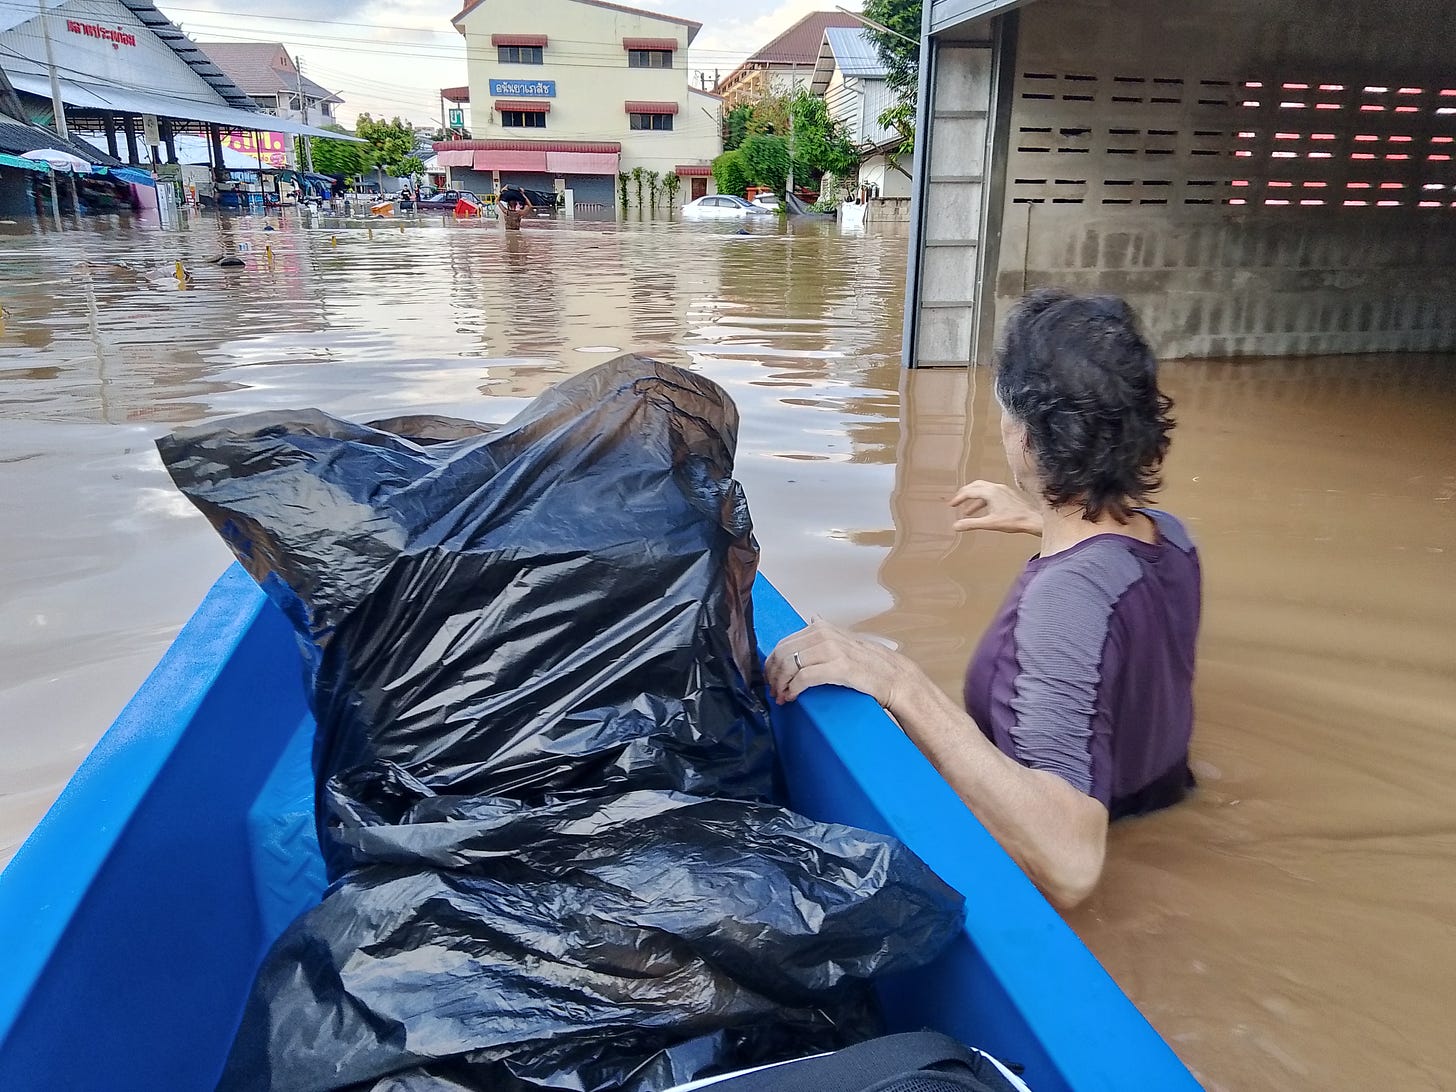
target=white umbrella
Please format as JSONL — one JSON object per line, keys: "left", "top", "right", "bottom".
{"left": 21, "top": 148, "right": 95, "bottom": 174}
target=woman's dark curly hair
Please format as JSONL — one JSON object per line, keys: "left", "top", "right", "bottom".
{"left": 995, "top": 288, "right": 1175, "bottom": 523}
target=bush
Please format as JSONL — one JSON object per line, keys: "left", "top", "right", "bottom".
{"left": 712, "top": 150, "right": 750, "bottom": 198}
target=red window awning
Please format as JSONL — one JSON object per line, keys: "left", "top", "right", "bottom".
{"left": 675, "top": 164, "right": 712, "bottom": 177}
{"left": 494, "top": 100, "right": 550, "bottom": 113}
{"left": 625, "top": 101, "right": 679, "bottom": 115}
{"left": 622, "top": 37, "right": 677, "bottom": 51}
{"left": 492, "top": 33, "right": 547, "bottom": 47}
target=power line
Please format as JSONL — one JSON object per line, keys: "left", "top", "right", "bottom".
{"left": 0, "top": 0, "right": 759, "bottom": 63}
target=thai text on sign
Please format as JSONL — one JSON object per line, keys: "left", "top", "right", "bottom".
{"left": 65, "top": 20, "right": 138, "bottom": 48}
{"left": 488, "top": 79, "right": 555, "bottom": 97}
{"left": 224, "top": 131, "right": 291, "bottom": 168}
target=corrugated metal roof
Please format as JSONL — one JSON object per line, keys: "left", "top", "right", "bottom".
{"left": 824, "top": 27, "right": 889, "bottom": 79}
{"left": 115, "top": 2, "right": 257, "bottom": 110}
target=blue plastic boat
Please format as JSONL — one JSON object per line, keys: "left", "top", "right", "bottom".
{"left": 0, "top": 566, "right": 1202, "bottom": 1091}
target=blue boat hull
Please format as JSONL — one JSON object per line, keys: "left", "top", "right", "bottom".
{"left": 0, "top": 566, "right": 1201, "bottom": 1091}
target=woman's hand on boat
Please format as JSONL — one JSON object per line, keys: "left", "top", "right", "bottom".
{"left": 949, "top": 480, "right": 1043, "bottom": 535}
{"left": 765, "top": 619, "right": 907, "bottom": 709}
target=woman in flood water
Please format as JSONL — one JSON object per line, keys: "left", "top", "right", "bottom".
{"left": 766, "top": 289, "right": 1201, "bottom": 909}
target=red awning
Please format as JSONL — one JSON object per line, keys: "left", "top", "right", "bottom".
{"left": 625, "top": 101, "right": 679, "bottom": 114}
{"left": 547, "top": 150, "right": 619, "bottom": 174}
{"left": 474, "top": 149, "right": 548, "bottom": 171}
{"left": 492, "top": 33, "right": 547, "bottom": 47}
{"left": 440, "top": 85, "right": 470, "bottom": 103}
{"left": 622, "top": 37, "right": 677, "bottom": 50}
{"left": 675, "top": 164, "right": 712, "bottom": 177}
{"left": 494, "top": 100, "right": 550, "bottom": 113}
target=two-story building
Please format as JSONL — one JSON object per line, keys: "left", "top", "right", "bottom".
{"left": 437, "top": 0, "right": 722, "bottom": 211}
{"left": 195, "top": 42, "right": 343, "bottom": 170}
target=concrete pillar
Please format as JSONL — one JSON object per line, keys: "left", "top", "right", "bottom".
{"left": 102, "top": 113, "right": 119, "bottom": 160}
{"left": 161, "top": 119, "right": 177, "bottom": 164}
{"left": 209, "top": 124, "right": 226, "bottom": 182}
{"left": 903, "top": 15, "right": 1015, "bottom": 367}
{"left": 122, "top": 115, "right": 139, "bottom": 166}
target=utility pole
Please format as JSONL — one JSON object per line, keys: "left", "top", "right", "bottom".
{"left": 295, "top": 54, "right": 314, "bottom": 173}
{"left": 37, "top": 0, "right": 69, "bottom": 141}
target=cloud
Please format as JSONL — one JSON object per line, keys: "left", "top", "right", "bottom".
{"left": 163, "top": 0, "right": 863, "bottom": 126}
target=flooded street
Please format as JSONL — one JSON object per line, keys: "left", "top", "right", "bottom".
{"left": 2, "top": 211, "right": 1454, "bottom": 1091}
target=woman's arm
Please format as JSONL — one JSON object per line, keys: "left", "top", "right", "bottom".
{"left": 765, "top": 622, "right": 1109, "bottom": 910}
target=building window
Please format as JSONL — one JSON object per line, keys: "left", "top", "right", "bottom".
{"left": 499, "top": 45, "right": 544, "bottom": 64}
{"left": 502, "top": 111, "right": 547, "bottom": 128}
{"left": 630, "top": 112, "right": 674, "bottom": 131}
{"left": 628, "top": 49, "right": 673, "bottom": 69}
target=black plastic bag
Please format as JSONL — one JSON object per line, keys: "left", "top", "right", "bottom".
{"left": 159, "top": 358, "right": 962, "bottom": 1092}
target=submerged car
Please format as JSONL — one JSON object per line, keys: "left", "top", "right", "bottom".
{"left": 681, "top": 194, "right": 772, "bottom": 219}
{"left": 416, "top": 189, "right": 487, "bottom": 211}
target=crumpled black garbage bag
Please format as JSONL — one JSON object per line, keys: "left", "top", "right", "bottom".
{"left": 158, "top": 357, "right": 963, "bottom": 1092}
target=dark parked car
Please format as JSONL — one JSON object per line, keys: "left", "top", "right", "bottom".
{"left": 415, "top": 189, "right": 487, "bottom": 211}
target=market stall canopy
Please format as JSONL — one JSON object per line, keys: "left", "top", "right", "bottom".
{"left": 21, "top": 148, "right": 96, "bottom": 173}
{"left": 6, "top": 74, "right": 363, "bottom": 141}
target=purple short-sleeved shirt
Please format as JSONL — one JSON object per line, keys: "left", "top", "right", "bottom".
{"left": 963, "top": 509, "right": 1201, "bottom": 819}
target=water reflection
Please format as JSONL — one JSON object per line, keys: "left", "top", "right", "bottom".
{"left": 2, "top": 212, "right": 1454, "bottom": 1092}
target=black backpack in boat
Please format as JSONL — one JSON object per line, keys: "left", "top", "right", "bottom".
{"left": 701, "top": 1031, "right": 1031, "bottom": 1092}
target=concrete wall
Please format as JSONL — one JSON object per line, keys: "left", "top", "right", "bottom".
{"left": 992, "top": 0, "right": 1456, "bottom": 358}
{"left": 999, "top": 207, "right": 1456, "bottom": 356}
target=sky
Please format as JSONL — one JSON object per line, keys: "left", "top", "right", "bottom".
{"left": 161, "top": 0, "right": 863, "bottom": 128}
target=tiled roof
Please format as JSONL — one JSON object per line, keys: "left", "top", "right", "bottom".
{"left": 748, "top": 11, "right": 863, "bottom": 66}
{"left": 193, "top": 42, "right": 342, "bottom": 104}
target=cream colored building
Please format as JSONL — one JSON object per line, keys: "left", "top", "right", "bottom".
{"left": 438, "top": 0, "right": 722, "bottom": 212}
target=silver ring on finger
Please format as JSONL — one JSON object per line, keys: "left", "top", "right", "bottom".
{"left": 793, "top": 651, "right": 803, "bottom": 672}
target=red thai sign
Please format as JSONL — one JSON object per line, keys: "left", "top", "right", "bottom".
{"left": 65, "top": 20, "right": 138, "bottom": 49}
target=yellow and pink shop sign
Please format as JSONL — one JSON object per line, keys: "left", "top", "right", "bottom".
{"left": 222, "top": 131, "right": 290, "bottom": 168}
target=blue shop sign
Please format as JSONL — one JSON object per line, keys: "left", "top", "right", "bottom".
{"left": 489, "top": 79, "right": 556, "bottom": 97}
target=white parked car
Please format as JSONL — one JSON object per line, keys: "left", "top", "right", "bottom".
{"left": 681, "top": 195, "right": 770, "bottom": 219}
{"left": 750, "top": 193, "right": 782, "bottom": 211}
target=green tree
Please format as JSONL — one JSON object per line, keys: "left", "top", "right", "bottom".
{"left": 790, "top": 91, "right": 861, "bottom": 189}
{"left": 862, "top": 0, "right": 923, "bottom": 174}
{"left": 355, "top": 114, "right": 418, "bottom": 181}
{"left": 662, "top": 171, "right": 682, "bottom": 208}
{"left": 740, "top": 134, "right": 791, "bottom": 197}
{"left": 711, "top": 150, "right": 750, "bottom": 198}
{"left": 646, "top": 169, "right": 661, "bottom": 211}
{"left": 630, "top": 166, "right": 646, "bottom": 210}
{"left": 311, "top": 123, "right": 372, "bottom": 180}
{"left": 722, "top": 104, "right": 753, "bottom": 151}
{"left": 863, "top": 0, "right": 922, "bottom": 95}
{"left": 617, "top": 170, "right": 631, "bottom": 210}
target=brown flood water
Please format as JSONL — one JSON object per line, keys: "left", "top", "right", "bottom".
{"left": 1, "top": 211, "right": 1453, "bottom": 1090}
